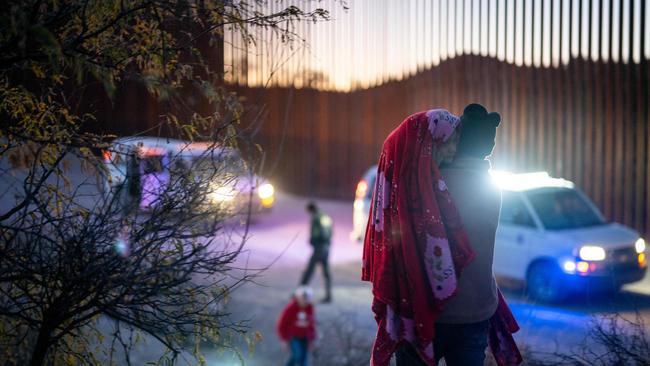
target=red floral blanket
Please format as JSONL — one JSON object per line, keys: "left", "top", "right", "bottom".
{"left": 362, "top": 110, "right": 522, "bottom": 366}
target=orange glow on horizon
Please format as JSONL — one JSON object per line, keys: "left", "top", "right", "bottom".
{"left": 224, "top": 0, "right": 650, "bottom": 91}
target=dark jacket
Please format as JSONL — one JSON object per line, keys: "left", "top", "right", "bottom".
{"left": 309, "top": 212, "right": 332, "bottom": 247}
{"left": 437, "top": 157, "right": 501, "bottom": 323}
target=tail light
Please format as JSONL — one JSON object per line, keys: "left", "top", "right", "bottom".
{"left": 102, "top": 150, "right": 112, "bottom": 162}
{"left": 356, "top": 180, "right": 368, "bottom": 199}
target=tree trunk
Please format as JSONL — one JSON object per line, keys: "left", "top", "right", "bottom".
{"left": 29, "top": 325, "right": 52, "bottom": 366}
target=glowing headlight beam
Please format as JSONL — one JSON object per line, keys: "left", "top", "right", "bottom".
{"left": 209, "top": 186, "right": 236, "bottom": 202}
{"left": 489, "top": 170, "right": 574, "bottom": 191}
{"left": 635, "top": 238, "right": 646, "bottom": 254}
{"left": 563, "top": 260, "right": 576, "bottom": 272}
{"left": 258, "top": 183, "right": 275, "bottom": 199}
{"left": 579, "top": 246, "right": 606, "bottom": 261}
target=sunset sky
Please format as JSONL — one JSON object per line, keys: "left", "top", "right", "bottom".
{"left": 224, "top": 0, "right": 650, "bottom": 91}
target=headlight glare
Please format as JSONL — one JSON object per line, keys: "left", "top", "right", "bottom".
{"left": 562, "top": 260, "right": 576, "bottom": 272}
{"left": 209, "top": 186, "right": 236, "bottom": 202}
{"left": 635, "top": 238, "right": 646, "bottom": 254}
{"left": 258, "top": 183, "right": 275, "bottom": 199}
{"left": 579, "top": 246, "right": 606, "bottom": 261}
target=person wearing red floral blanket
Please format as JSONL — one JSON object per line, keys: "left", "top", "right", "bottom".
{"left": 362, "top": 107, "right": 522, "bottom": 366}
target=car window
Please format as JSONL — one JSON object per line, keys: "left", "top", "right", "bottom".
{"left": 526, "top": 188, "right": 605, "bottom": 230}
{"left": 142, "top": 156, "right": 164, "bottom": 174}
{"left": 192, "top": 152, "right": 247, "bottom": 178}
{"left": 500, "top": 192, "right": 536, "bottom": 228}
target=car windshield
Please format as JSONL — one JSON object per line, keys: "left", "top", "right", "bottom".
{"left": 141, "top": 155, "right": 165, "bottom": 174}
{"left": 192, "top": 151, "right": 248, "bottom": 178}
{"left": 526, "top": 188, "right": 605, "bottom": 230}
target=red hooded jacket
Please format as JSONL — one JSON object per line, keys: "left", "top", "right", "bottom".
{"left": 276, "top": 299, "right": 316, "bottom": 342}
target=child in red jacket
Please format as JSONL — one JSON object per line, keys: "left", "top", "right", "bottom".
{"left": 277, "top": 287, "right": 316, "bottom": 366}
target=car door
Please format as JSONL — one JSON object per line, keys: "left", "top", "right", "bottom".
{"left": 140, "top": 154, "right": 170, "bottom": 209}
{"left": 494, "top": 191, "right": 539, "bottom": 280}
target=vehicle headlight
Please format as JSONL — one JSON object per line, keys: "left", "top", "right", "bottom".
{"left": 635, "top": 238, "right": 646, "bottom": 254}
{"left": 209, "top": 186, "right": 236, "bottom": 202}
{"left": 258, "top": 183, "right": 275, "bottom": 199}
{"left": 562, "top": 260, "right": 577, "bottom": 272}
{"left": 579, "top": 245, "right": 606, "bottom": 261}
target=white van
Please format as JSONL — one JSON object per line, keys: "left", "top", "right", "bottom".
{"left": 491, "top": 171, "right": 646, "bottom": 302}
{"left": 353, "top": 167, "right": 647, "bottom": 302}
{"left": 102, "top": 136, "right": 275, "bottom": 214}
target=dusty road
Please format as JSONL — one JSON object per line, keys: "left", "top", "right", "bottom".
{"left": 198, "top": 192, "right": 650, "bottom": 365}
{"left": 4, "top": 156, "right": 649, "bottom": 365}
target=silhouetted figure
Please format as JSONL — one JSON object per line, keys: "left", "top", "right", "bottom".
{"left": 362, "top": 108, "right": 521, "bottom": 366}
{"left": 122, "top": 153, "right": 141, "bottom": 215}
{"left": 396, "top": 104, "right": 512, "bottom": 366}
{"left": 300, "top": 202, "right": 333, "bottom": 303}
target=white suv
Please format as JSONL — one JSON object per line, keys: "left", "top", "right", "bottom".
{"left": 491, "top": 171, "right": 647, "bottom": 302}
{"left": 353, "top": 168, "right": 647, "bottom": 302}
{"left": 102, "top": 137, "right": 275, "bottom": 213}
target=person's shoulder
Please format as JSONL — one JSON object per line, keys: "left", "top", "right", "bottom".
{"left": 447, "top": 157, "right": 491, "bottom": 169}
{"left": 442, "top": 166, "right": 484, "bottom": 181}
{"left": 285, "top": 298, "right": 299, "bottom": 309}
{"left": 319, "top": 213, "right": 333, "bottom": 225}
{"left": 445, "top": 159, "right": 492, "bottom": 176}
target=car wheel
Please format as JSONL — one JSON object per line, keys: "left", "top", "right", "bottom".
{"left": 526, "top": 262, "right": 566, "bottom": 303}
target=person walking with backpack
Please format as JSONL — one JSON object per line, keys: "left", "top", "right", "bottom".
{"left": 300, "top": 202, "right": 333, "bottom": 303}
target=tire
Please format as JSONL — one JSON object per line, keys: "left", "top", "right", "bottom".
{"left": 526, "top": 262, "right": 567, "bottom": 303}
